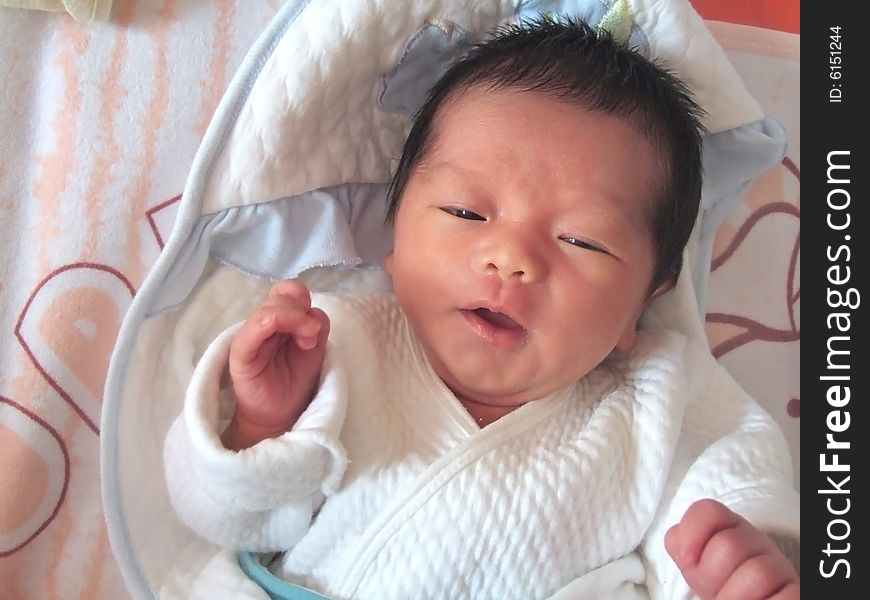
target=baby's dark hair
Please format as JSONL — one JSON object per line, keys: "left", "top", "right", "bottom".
{"left": 385, "top": 16, "right": 705, "bottom": 293}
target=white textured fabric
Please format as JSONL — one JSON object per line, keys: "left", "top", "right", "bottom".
{"left": 0, "top": 0, "right": 112, "bottom": 21}
{"left": 164, "top": 293, "right": 798, "bottom": 599}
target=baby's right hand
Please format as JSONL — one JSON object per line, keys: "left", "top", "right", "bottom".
{"left": 223, "top": 280, "right": 330, "bottom": 450}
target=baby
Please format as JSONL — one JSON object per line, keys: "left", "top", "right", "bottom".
{"left": 165, "top": 18, "right": 799, "bottom": 599}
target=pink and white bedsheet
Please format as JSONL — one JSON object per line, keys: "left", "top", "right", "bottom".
{"left": 1, "top": 2, "right": 279, "bottom": 596}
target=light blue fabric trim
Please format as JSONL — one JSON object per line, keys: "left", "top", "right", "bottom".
{"left": 238, "top": 553, "right": 330, "bottom": 600}
{"left": 145, "top": 183, "right": 392, "bottom": 317}
{"left": 699, "top": 117, "right": 787, "bottom": 240}
{"left": 692, "top": 116, "right": 786, "bottom": 311}
{"left": 101, "top": 1, "right": 314, "bottom": 598}
{"left": 378, "top": 21, "right": 474, "bottom": 117}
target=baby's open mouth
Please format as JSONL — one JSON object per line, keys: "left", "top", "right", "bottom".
{"left": 460, "top": 307, "right": 528, "bottom": 348}
{"left": 471, "top": 307, "right": 525, "bottom": 331}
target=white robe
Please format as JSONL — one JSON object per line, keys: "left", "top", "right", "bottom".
{"left": 164, "top": 293, "right": 799, "bottom": 599}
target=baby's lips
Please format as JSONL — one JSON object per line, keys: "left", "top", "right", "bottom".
{"left": 472, "top": 307, "right": 525, "bottom": 331}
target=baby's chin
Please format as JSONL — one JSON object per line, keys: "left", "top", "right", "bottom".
{"left": 424, "top": 336, "right": 574, "bottom": 404}
{"left": 439, "top": 366, "right": 546, "bottom": 407}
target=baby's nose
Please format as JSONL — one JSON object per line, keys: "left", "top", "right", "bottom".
{"left": 477, "top": 237, "right": 545, "bottom": 283}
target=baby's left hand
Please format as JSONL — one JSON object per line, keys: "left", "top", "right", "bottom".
{"left": 665, "top": 499, "right": 799, "bottom": 599}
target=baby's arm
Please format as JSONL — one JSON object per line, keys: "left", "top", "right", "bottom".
{"left": 163, "top": 282, "right": 349, "bottom": 551}
{"left": 665, "top": 499, "right": 799, "bottom": 599}
{"left": 640, "top": 339, "right": 799, "bottom": 599}
{"left": 223, "top": 280, "right": 330, "bottom": 450}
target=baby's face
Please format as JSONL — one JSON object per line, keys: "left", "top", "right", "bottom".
{"left": 387, "top": 87, "right": 662, "bottom": 408}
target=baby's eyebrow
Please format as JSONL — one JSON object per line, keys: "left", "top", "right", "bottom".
{"left": 558, "top": 196, "right": 651, "bottom": 236}
{"left": 416, "top": 160, "right": 476, "bottom": 181}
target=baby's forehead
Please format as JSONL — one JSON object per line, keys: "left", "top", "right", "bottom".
{"left": 421, "top": 89, "right": 661, "bottom": 223}
{"left": 430, "top": 85, "right": 662, "bottom": 167}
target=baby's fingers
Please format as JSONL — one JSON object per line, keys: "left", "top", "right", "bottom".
{"left": 715, "top": 552, "right": 798, "bottom": 600}
{"left": 233, "top": 302, "right": 323, "bottom": 368}
{"left": 308, "top": 307, "right": 331, "bottom": 349}
{"left": 673, "top": 518, "right": 771, "bottom": 598}
{"left": 257, "top": 280, "right": 319, "bottom": 345}
{"left": 666, "top": 500, "right": 798, "bottom": 600}
{"left": 265, "top": 279, "right": 312, "bottom": 309}
{"left": 666, "top": 499, "right": 741, "bottom": 568}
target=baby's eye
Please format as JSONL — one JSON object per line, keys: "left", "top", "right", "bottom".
{"left": 441, "top": 207, "right": 486, "bottom": 221}
{"left": 560, "top": 236, "right": 608, "bottom": 254}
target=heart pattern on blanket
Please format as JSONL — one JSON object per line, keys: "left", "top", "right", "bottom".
{"left": 706, "top": 157, "right": 800, "bottom": 358}
{"left": 15, "top": 264, "right": 136, "bottom": 434}
{"left": 146, "top": 194, "right": 182, "bottom": 250}
{"left": 704, "top": 155, "right": 800, "bottom": 480}
{"left": 0, "top": 396, "right": 69, "bottom": 556}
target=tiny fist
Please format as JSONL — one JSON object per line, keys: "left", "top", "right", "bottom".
{"left": 665, "top": 500, "right": 739, "bottom": 569}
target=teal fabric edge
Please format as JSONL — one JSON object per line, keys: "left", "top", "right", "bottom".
{"left": 238, "top": 553, "right": 330, "bottom": 600}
